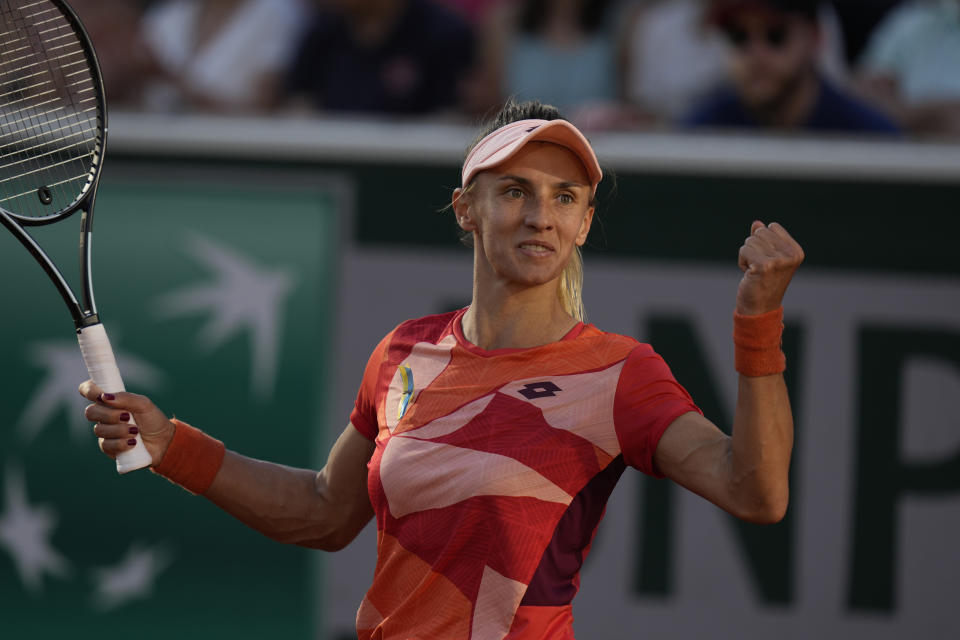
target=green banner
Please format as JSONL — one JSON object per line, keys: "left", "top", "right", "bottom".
{"left": 0, "top": 167, "right": 339, "bottom": 638}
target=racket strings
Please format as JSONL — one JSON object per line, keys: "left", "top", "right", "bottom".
{"left": 0, "top": 110, "right": 95, "bottom": 149}
{"left": 0, "top": 1, "right": 102, "bottom": 221}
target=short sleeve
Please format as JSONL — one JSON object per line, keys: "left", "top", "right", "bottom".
{"left": 350, "top": 331, "right": 393, "bottom": 441}
{"left": 614, "top": 344, "right": 701, "bottom": 477}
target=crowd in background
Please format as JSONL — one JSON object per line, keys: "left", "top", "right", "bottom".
{"left": 69, "top": 0, "right": 960, "bottom": 140}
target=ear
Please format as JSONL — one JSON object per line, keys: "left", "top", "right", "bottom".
{"left": 575, "top": 206, "right": 594, "bottom": 247}
{"left": 452, "top": 187, "right": 477, "bottom": 232}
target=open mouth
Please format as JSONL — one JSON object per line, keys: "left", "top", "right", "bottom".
{"left": 518, "top": 242, "right": 554, "bottom": 256}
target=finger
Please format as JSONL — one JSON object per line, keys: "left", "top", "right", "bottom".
{"left": 739, "top": 244, "right": 768, "bottom": 273}
{"left": 766, "top": 222, "right": 793, "bottom": 241}
{"left": 97, "top": 391, "right": 156, "bottom": 413}
{"left": 750, "top": 220, "right": 766, "bottom": 236}
{"left": 744, "top": 233, "right": 778, "bottom": 257}
{"left": 78, "top": 380, "right": 104, "bottom": 402}
{"left": 767, "top": 222, "right": 805, "bottom": 261}
{"left": 99, "top": 435, "right": 138, "bottom": 459}
{"left": 85, "top": 403, "right": 132, "bottom": 424}
{"left": 739, "top": 236, "right": 774, "bottom": 269}
{"left": 93, "top": 421, "right": 138, "bottom": 440}
{"left": 738, "top": 244, "right": 763, "bottom": 273}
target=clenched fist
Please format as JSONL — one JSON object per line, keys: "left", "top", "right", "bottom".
{"left": 737, "top": 221, "right": 804, "bottom": 315}
{"left": 79, "top": 380, "right": 176, "bottom": 465}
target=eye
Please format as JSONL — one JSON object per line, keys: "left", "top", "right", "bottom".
{"left": 505, "top": 187, "right": 524, "bottom": 199}
{"left": 557, "top": 193, "right": 575, "bottom": 205}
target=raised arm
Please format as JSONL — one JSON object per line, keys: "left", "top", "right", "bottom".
{"left": 80, "top": 382, "right": 375, "bottom": 550}
{"left": 653, "top": 221, "right": 803, "bottom": 524}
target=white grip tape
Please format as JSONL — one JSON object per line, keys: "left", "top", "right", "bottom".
{"left": 78, "top": 323, "right": 153, "bottom": 474}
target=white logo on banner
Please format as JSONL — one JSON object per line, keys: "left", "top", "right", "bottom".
{"left": 91, "top": 543, "right": 174, "bottom": 611}
{"left": 17, "top": 340, "right": 163, "bottom": 443}
{"left": 154, "top": 234, "right": 295, "bottom": 400}
{"left": 0, "top": 466, "right": 175, "bottom": 606}
{"left": 0, "top": 465, "right": 72, "bottom": 593}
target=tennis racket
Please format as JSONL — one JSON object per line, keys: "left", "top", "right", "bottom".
{"left": 0, "top": 0, "right": 150, "bottom": 473}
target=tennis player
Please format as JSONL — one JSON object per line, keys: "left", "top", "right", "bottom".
{"left": 81, "top": 100, "right": 803, "bottom": 639}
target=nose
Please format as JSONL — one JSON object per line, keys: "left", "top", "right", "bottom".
{"left": 524, "top": 196, "right": 554, "bottom": 231}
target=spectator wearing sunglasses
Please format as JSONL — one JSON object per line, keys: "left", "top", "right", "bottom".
{"left": 682, "top": 0, "right": 899, "bottom": 134}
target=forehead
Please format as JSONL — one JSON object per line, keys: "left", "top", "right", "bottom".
{"left": 480, "top": 141, "right": 591, "bottom": 185}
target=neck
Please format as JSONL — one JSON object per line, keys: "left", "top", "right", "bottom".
{"left": 755, "top": 66, "right": 820, "bottom": 128}
{"left": 347, "top": 0, "right": 405, "bottom": 46}
{"left": 462, "top": 252, "right": 579, "bottom": 351}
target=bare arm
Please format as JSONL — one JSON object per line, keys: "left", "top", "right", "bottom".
{"left": 654, "top": 375, "right": 793, "bottom": 524}
{"left": 654, "top": 221, "right": 802, "bottom": 524}
{"left": 204, "top": 424, "right": 375, "bottom": 550}
{"left": 80, "top": 382, "right": 375, "bottom": 550}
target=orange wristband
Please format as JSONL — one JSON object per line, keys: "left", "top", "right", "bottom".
{"left": 151, "top": 419, "right": 226, "bottom": 495}
{"left": 733, "top": 307, "right": 786, "bottom": 377}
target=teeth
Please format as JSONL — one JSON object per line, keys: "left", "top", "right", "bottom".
{"left": 520, "top": 244, "right": 550, "bottom": 253}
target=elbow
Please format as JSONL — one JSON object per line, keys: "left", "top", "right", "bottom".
{"left": 743, "top": 503, "right": 788, "bottom": 525}
{"left": 726, "top": 459, "right": 790, "bottom": 524}
{"left": 735, "top": 492, "right": 789, "bottom": 525}
{"left": 283, "top": 507, "right": 369, "bottom": 550}
{"left": 256, "top": 503, "right": 362, "bottom": 550}
{"left": 307, "top": 530, "right": 355, "bottom": 552}
{"left": 279, "top": 508, "right": 363, "bottom": 549}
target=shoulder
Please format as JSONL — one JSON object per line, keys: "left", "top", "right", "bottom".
{"left": 577, "top": 325, "right": 640, "bottom": 348}
{"left": 861, "top": 2, "right": 940, "bottom": 68}
{"left": 620, "top": 341, "right": 674, "bottom": 373}
{"left": 816, "top": 78, "right": 901, "bottom": 133}
{"left": 573, "top": 326, "right": 650, "bottom": 365}
{"left": 386, "top": 310, "right": 461, "bottom": 348}
{"left": 358, "top": 310, "right": 459, "bottom": 389}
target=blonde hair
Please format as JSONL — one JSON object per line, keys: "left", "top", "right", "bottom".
{"left": 559, "top": 247, "right": 585, "bottom": 322}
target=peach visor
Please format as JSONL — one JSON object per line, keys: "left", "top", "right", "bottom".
{"left": 461, "top": 119, "right": 603, "bottom": 195}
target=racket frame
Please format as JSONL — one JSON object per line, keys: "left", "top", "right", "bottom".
{"left": 0, "top": 0, "right": 151, "bottom": 473}
{"left": 0, "top": 0, "right": 107, "bottom": 330}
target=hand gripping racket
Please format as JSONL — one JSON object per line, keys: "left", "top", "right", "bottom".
{"left": 0, "top": 0, "right": 150, "bottom": 473}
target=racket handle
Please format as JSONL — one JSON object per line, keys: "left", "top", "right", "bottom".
{"left": 78, "top": 323, "right": 153, "bottom": 474}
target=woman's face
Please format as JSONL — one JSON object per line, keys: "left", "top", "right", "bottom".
{"left": 454, "top": 141, "right": 595, "bottom": 293}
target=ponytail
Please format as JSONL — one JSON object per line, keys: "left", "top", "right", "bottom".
{"left": 558, "top": 247, "right": 585, "bottom": 322}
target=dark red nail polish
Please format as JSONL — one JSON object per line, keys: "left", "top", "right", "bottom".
{"left": 128, "top": 426, "right": 139, "bottom": 435}
{"left": 119, "top": 412, "right": 130, "bottom": 422}
{"left": 102, "top": 393, "right": 115, "bottom": 401}
{"left": 127, "top": 439, "right": 137, "bottom": 446}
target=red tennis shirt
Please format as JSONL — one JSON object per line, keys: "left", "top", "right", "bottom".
{"left": 350, "top": 309, "right": 700, "bottom": 639}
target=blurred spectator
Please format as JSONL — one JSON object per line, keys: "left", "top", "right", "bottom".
{"left": 621, "top": 0, "right": 730, "bottom": 123}
{"left": 472, "top": 0, "right": 631, "bottom": 128}
{"left": 622, "top": 0, "right": 849, "bottom": 124}
{"left": 68, "top": 0, "right": 152, "bottom": 108}
{"left": 284, "top": 0, "right": 475, "bottom": 115}
{"left": 140, "top": 0, "right": 310, "bottom": 113}
{"left": 857, "top": 0, "right": 960, "bottom": 137}
{"left": 683, "top": 0, "right": 899, "bottom": 134}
